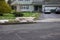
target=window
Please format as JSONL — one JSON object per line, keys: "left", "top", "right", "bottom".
{"left": 18, "top": 0, "right": 23, "bottom": 1}
{"left": 25, "top": 0, "right": 30, "bottom": 1}
{"left": 12, "top": 0, "right": 16, "bottom": 2}
{"left": 26, "top": 6, "right": 29, "bottom": 9}
{"left": 20, "top": 6, "right": 29, "bottom": 9}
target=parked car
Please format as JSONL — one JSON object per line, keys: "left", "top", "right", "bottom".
{"left": 55, "top": 7, "right": 60, "bottom": 14}
{"left": 43, "top": 7, "right": 56, "bottom": 14}
{"left": 44, "top": 7, "right": 51, "bottom": 14}
{"left": 50, "top": 9, "right": 56, "bottom": 13}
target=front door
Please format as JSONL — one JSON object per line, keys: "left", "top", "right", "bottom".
{"left": 34, "top": 5, "right": 42, "bottom": 12}
{"left": 34, "top": 6, "right": 38, "bottom": 11}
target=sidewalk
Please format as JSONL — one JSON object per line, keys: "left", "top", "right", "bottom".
{"left": 34, "top": 18, "right": 60, "bottom": 22}
{"left": 37, "top": 13, "right": 60, "bottom": 22}
{"left": 0, "top": 18, "right": 60, "bottom": 24}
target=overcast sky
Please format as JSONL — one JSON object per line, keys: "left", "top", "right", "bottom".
{"left": 6, "top": 0, "right": 8, "bottom": 2}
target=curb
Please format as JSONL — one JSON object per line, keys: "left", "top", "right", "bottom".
{"left": 0, "top": 22, "right": 37, "bottom": 25}
{"left": 0, "top": 18, "right": 60, "bottom": 25}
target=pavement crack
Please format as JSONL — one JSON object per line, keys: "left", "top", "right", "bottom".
{"left": 15, "top": 33, "right": 25, "bottom": 40}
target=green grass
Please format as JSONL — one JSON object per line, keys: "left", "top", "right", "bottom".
{"left": 0, "top": 12, "right": 40, "bottom": 20}
{"left": 0, "top": 13, "right": 15, "bottom": 20}
{"left": 23, "top": 12, "right": 40, "bottom": 19}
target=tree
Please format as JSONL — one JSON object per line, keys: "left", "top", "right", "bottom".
{"left": 8, "top": 0, "right": 15, "bottom": 10}
{"left": 0, "top": 0, "right": 12, "bottom": 13}
{"left": 8, "top": 0, "right": 11, "bottom": 5}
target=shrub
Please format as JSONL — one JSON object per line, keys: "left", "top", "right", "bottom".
{"left": 13, "top": 12, "right": 23, "bottom": 17}
{"left": 0, "top": 13, "right": 3, "bottom": 16}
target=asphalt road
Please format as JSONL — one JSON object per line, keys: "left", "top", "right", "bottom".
{"left": 0, "top": 22, "right": 60, "bottom": 40}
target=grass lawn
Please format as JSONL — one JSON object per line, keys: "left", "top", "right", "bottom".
{"left": 23, "top": 12, "right": 40, "bottom": 19}
{"left": 0, "top": 13, "right": 15, "bottom": 20}
{"left": 0, "top": 12, "right": 40, "bottom": 20}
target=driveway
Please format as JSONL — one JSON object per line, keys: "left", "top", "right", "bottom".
{"left": 40, "top": 13, "right": 60, "bottom": 19}
{"left": 0, "top": 22, "right": 60, "bottom": 40}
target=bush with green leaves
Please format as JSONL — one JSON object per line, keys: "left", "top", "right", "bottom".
{"left": 0, "top": 0, "right": 12, "bottom": 13}
{"left": 13, "top": 12, "right": 24, "bottom": 17}
{"left": 12, "top": 12, "right": 40, "bottom": 19}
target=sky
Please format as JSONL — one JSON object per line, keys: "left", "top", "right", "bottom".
{"left": 5, "top": 0, "right": 8, "bottom": 3}
{"left": 6, "top": 0, "right": 8, "bottom": 2}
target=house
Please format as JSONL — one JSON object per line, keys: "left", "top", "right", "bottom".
{"left": 11, "top": 0, "right": 44, "bottom": 12}
{"left": 42, "top": 0, "right": 60, "bottom": 12}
